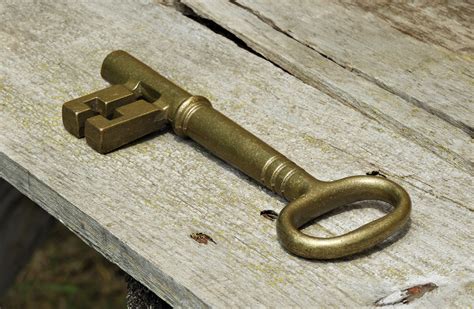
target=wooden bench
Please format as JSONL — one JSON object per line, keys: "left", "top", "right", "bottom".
{"left": 1, "top": 1, "right": 472, "bottom": 307}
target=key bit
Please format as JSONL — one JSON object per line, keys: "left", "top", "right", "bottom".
{"left": 63, "top": 84, "right": 138, "bottom": 138}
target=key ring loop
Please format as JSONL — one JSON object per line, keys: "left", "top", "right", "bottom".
{"left": 276, "top": 176, "right": 411, "bottom": 259}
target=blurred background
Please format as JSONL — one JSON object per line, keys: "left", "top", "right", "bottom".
{"left": 0, "top": 182, "right": 127, "bottom": 309}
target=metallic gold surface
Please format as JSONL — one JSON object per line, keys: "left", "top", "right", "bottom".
{"left": 62, "top": 50, "right": 411, "bottom": 259}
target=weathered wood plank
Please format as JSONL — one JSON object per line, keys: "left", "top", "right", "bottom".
{"left": 0, "top": 179, "right": 54, "bottom": 296}
{"left": 343, "top": 0, "right": 474, "bottom": 54}
{"left": 181, "top": 0, "right": 473, "bottom": 175}
{"left": 186, "top": 0, "right": 474, "bottom": 137}
{"left": 0, "top": 1, "right": 472, "bottom": 307}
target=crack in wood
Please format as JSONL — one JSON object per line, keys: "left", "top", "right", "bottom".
{"left": 230, "top": 0, "right": 473, "bottom": 137}
{"left": 176, "top": 0, "right": 473, "bottom": 176}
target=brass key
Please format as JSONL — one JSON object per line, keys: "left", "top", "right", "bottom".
{"left": 63, "top": 50, "right": 411, "bottom": 259}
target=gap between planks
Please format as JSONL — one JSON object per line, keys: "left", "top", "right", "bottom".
{"left": 174, "top": 0, "right": 473, "bottom": 176}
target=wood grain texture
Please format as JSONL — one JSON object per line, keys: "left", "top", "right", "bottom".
{"left": 343, "top": 0, "right": 474, "bottom": 54}
{"left": 182, "top": 0, "right": 473, "bottom": 176}
{"left": 186, "top": 0, "right": 474, "bottom": 137}
{"left": 0, "top": 1, "right": 473, "bottom": 307}
{"left": 0, "top": 179, "right": 54, "bottom": 296}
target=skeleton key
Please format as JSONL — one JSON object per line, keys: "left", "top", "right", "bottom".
{"left": 62, "top": 50, "right": 411, "bottom": 259}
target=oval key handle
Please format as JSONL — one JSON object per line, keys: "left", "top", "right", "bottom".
{"left": 62, "top": 50, "right": 411, "bottom": 259}
{"left": 277, "top": 176, "right": 411, "bottom": 259}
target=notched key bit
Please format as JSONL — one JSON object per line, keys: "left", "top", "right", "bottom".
{"left": 63, "top": 84, "right": 138, "bottom": 138}
{"left": 62, "top": 50, "right": 411, "bottom": 259}
{"left": 63, "top": 82, "right": 165, "bottom": 153}
{"left": 85, "top": 100, "right": 166, "bottom": 153}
